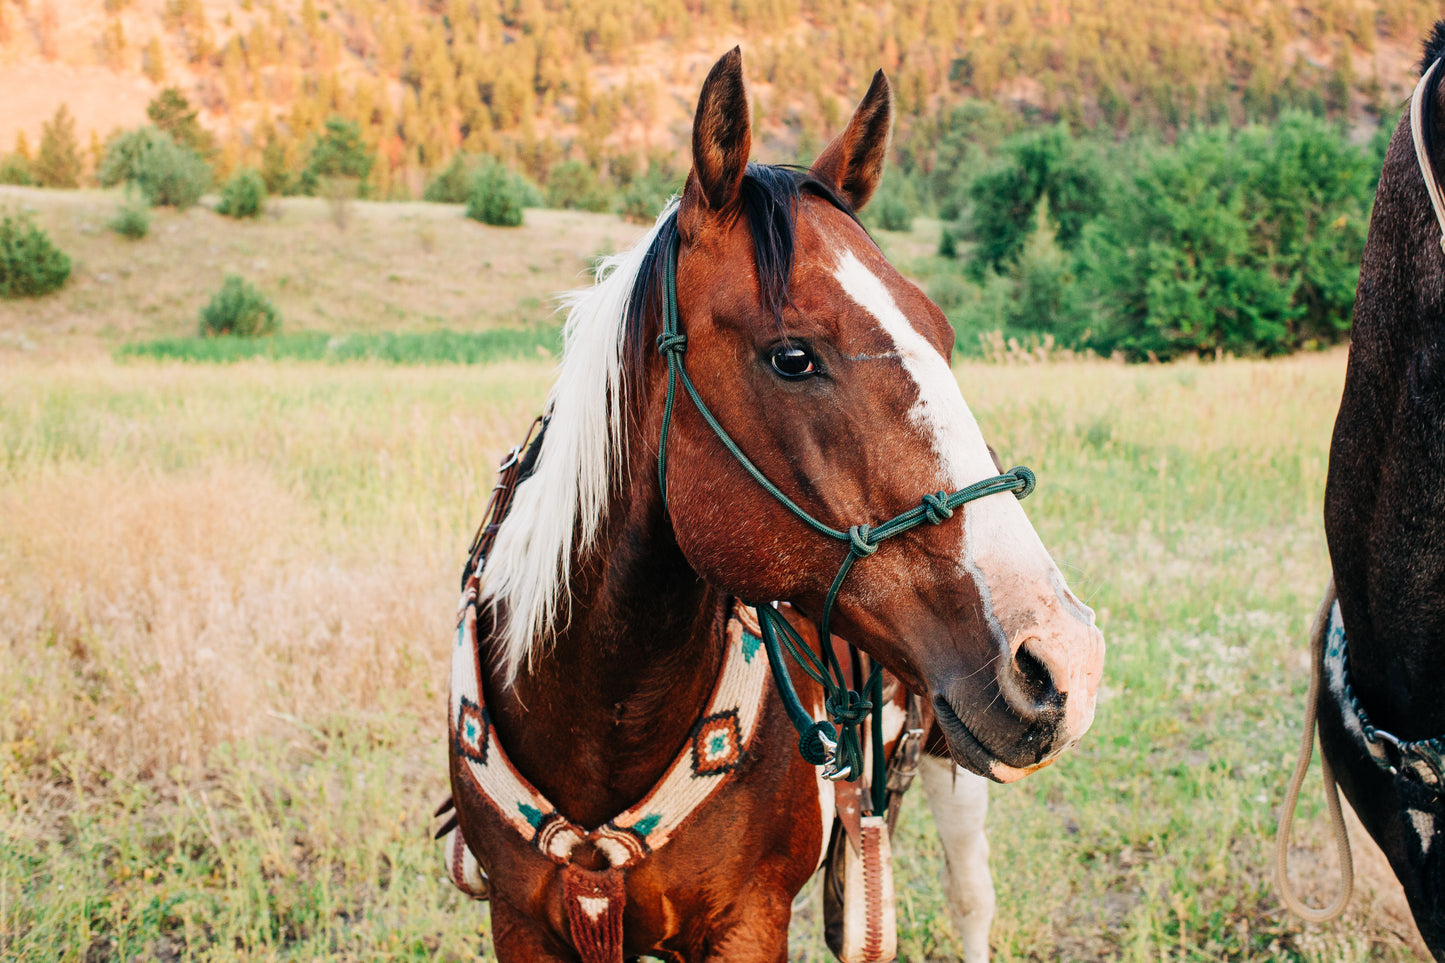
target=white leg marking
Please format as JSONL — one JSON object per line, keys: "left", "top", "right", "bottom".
{"left": 919, "top": 753, "right": 994, "bottom": 962}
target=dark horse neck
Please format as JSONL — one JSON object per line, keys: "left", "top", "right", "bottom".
{"left": 1326, "top": 117, "right": 1445, "bottom": 740}
{"left": 484, "top": 465, "right": 726, "bottom": 833}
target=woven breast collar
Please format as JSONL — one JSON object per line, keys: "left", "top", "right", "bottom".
{"left": 448, "top": 591, "right": 771, "bottom": 871}
{"left": 1324, "top": 600, "right": 1445, "bottom": 788}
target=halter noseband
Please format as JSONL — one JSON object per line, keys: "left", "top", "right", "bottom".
{"left": 653, "top": 229, "right": 1035, "bottom": 802}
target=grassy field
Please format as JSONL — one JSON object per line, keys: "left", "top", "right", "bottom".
{"left": 0, "top": 193, "right": 1431, "bottom": 961}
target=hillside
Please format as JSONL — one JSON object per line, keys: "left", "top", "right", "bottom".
{"left": 0, "top": 184, "right": 652, "bottom": 357}
{"left": 0, "top": 0, "right": 1440, "bottom": 196}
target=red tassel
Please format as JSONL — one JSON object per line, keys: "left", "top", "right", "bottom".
{"left": 562, "top": 864, "right": 626, "bottom": 963}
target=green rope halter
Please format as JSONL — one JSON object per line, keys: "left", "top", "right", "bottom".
{"left": 655, "top": 232, "right": 1035, "bottom": 813}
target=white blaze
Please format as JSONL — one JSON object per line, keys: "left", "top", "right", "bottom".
{"left": 829, "top": 248, "right": 1060, "bottom": 645}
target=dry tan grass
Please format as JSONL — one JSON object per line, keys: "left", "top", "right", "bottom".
{"left": 0, "top": 464, "right": 446, "bottom": 778}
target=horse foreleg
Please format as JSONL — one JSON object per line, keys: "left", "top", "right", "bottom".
{"left": 489, "top": 897, "right": 579, "bottom": 963}
{"left": 919, "top": 753, "right": 994, "bottom": 962}
{"left": 696, "top": 889, "right": 792, "bottom": 963}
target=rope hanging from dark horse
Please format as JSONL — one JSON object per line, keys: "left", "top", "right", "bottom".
{"left": 654, "top": 229, "right": 1037, "bottom": 810}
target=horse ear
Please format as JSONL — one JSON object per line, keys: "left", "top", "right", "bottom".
{"left": 811, "top": 70, "right": 893, "bottom": 211}
{"left": 682, "top": 47, "right": 751, "bottom": 230}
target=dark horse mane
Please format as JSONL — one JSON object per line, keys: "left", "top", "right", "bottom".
{"left": 1418, "top": 20, "right": 1445, "bottom": 169}
{"left": 620, "top": 163, "right": 862, "bottom": 387}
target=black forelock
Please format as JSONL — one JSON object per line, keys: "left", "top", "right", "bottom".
{"left": 1420, "top": 22, "right": 1445, "bottom": 187}
{"left": 621, "top": 163, "right": 862, "bottom": 387}
{"left": 1423, "top": 19, "right": 1445, "bottom": 74}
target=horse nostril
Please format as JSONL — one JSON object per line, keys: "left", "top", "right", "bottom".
{"left": 1006, "top": 640, "right": 1060, "bottom": 714}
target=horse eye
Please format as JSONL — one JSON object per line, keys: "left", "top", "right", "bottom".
{"left": 769, "top": 345, "right": 816, "bottom": 379}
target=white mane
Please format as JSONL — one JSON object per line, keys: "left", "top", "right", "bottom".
{"left": 480, "top": 201, "right": 678, "bottom": 681}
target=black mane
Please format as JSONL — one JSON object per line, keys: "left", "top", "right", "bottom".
{"left": 1418, "top": 20, "right": 1445, "bottom": 188}
{"left": 622, "top": 163, "right": 860, "bottom": 386}
{"left": 1423, "top": 19, "right": 1445, "bottom": 73}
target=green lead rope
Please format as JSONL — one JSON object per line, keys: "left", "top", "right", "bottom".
{"left": 654, "top": 231, "right": 1036, "bottom": 811}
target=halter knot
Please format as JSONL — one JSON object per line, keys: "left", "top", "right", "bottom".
{"left": 825, "top": 689, "right": 873, "bottom": 727}
{"left": 921, "top": 491, "right": 953, "bottom": 524}
{"left": 798, "top": 721, "right": 837, "bottom": 766}
{"left": 1009, "top": 465, "right": 1037, "bottom": 499}
{"left": 656, "top": 332, "right": 688, "bottom": 355}
{"left": 847, "top": 524, "right": 878, "bottom": 558}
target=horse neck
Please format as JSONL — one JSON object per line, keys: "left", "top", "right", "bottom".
{"left": 1327, "top": 128, "right": 1445, "bottom": 737}
{"left": 487, "top": 436, "right": 727, "bottom": 830}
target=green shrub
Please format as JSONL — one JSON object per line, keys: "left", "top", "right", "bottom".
{"left": 872, "top": 193, "right": 913, "bottom": 232}
{"left": 866, "top": 175, "right": 918, "bottom": 233}
{"left": 423, "top": 154, "right": 475, "bottom": 204}
{"left": 938, "top": 226, "right": 959, "bottom": 259}
{"left": 110, "top": 198, "right": 151, "bottom": 239}
{"left": 545, "top": 160, "right": 611, "bottom": 212}
{"left": 1077, "top": 112, "right": 1373, "bottom": 359}
{"left": 216, "top": 168, "right": 266, "bottom": 218}
{"left": 466, "top": 161, "right": 533, "bottom": 227}
{"left": 927, "top": 272, "right": 967, "bottom": 311}
{"left": 0, "top": 154, "right": 33, "bottom": 186}
{"left": 99, "top": 127, "right": 211, "bottom": 209}
{"left": 0, "top": 213, "right": 71, "bottom": 298}
{"left": 300, "top": 117, "right": 374, "bottom": 197}
{"left": 199, "top": 276, "right": 280, "bottom": 337}
{"left": 966, "top": 125, "right": 1109, "bottom": 272}
{"left": 618, "top": 161, "right": 680, "bottom": 223}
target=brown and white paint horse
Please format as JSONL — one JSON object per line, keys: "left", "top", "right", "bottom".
{"left": 449, "top": 50, "right": 1104, "bottom": 962}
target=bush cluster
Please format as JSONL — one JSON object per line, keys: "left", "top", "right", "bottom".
{"left": 0, "top": 213, "right": 71, "bottom": 298}
{"left": 99, "top": 127, "right": 211, "bottom": 209}
{"left": 466, "top": 160, "right": 538, "bottom": 227}
{"left": 216, "top": 168, "right": 266, "bottom": 219}
{"left": 925, "top": 111, "right": 1379, "bottom": 359}
{"left": 199, "top": 276, "right": 280, "bottom": 337}
{"left": 545, "top": 160, "right": 611, "bottom": 212}
{"left": 110, "top": 198, "right": 152, "bottom": 239}
{"left": 423, "top": 154, "right": 475, "bottom": 204}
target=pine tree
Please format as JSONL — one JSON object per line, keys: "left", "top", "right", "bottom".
{"left": 148, "top": 88, "right": 215, "bottom": 157}
{"left": 142, "top": 37, "right": 166, "bottom": 83}
{"left": 35, "top": 105, "right": 81, "bottom": 188}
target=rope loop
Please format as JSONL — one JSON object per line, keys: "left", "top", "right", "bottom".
{"left": 921, "top": 491, "right": 953, "bottom": 524}
{"left": 847, "top": 524, "right": 878, "bottom": 558}
{"left": 656, "top": 332, "right": 688, "bottom": 355}
{"left": 825, "top": 689, "right": 873, "bottom": 727}
{"left": 1009, "top": 465, "right": 1037, "bottom": 499}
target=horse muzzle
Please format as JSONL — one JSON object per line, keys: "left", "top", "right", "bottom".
{"left": 931, "top": 620, "right": 1104, "bottom": 783}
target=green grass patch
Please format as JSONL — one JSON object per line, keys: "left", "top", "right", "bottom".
{"left": 114, "top": 327, "right": 563, "bottom": 365}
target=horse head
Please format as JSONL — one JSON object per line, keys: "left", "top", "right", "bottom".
{"left": 654, "top": 49, "right": 1104, "bottom": 783}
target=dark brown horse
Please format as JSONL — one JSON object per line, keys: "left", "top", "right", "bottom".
{"left": 446, "top": 50, "right": 1104, "bottom": 962}
{"left": 1286, "top": 21, "right": 1445, "bottom": 958}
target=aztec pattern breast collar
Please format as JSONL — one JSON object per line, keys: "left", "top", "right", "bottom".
{"left": 445, "top": 589, "right": 771, "bottom": 888}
